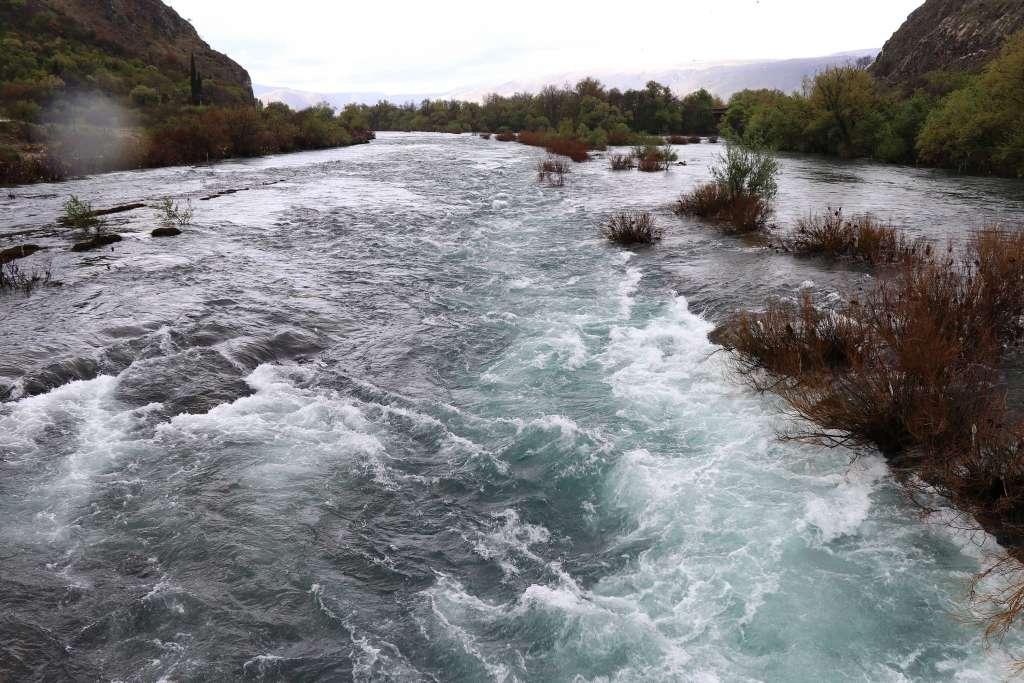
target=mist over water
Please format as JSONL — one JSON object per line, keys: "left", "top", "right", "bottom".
{"left": 3, "top": 133, "right": 1024, "bottom": 680}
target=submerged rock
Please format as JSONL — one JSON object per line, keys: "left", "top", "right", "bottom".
{"left": 0, "top": 244, "right": 41, "bottom": 263}
{"left": 70, "top": 234, "right": 122, "bottom": 252}
{"left": 151, "top": 227, "right": 182, "bottom": 237}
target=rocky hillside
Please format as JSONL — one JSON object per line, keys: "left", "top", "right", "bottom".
{"left": 871, "top": 0, "right": 1024, "bottom": 87}
{"left": 1, "top": 0, "right": 252, "bottom": 106}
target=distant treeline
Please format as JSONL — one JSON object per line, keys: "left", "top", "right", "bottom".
{"left": 352, "top": 79, "right": 723, "bottom": 148}
{"left": 722, "top": 32, "right": 1024, "bottom": 177}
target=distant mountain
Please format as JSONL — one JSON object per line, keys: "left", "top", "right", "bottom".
{"left": 255, "top": 49, "right": 878, "bottom": 109}
{"left": 870, "top": 0, "right": 1024, "bottom": 88}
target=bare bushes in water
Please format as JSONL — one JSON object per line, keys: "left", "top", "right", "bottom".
{"left": 608, "top": 152, "right": 636, "bottom": 170}
{"left": 537, "top": 156, "right": 569, "bottom": 186}
{"left": 0, "top": 258, "right": 52, "bottom": 294}
{"left": 602, "top": 211, "right": 663, "bottom": 245}
{"left": 786, "top": 208, "right": 929, "bottom": 265}
{"left": 712, "top": 226, "right": 1024, "bottom": 642}
{"left": 676, "top": 141, "right": 778, "bottom": 233}
{"left": 157, "top": 197, "right": 194, "bottom": 226}
{"left": 633, "top": 143, "right": 676, "bottom": 172}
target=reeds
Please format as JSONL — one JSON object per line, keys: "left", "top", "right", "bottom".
{"left": 608, "top": 153, "right": 636, "bottom": 170}
{"left": 787, "top": 208, "right": 928, "bottom": 265}
{"left": 537, "top": 156, "right": 568, "bottom": 186}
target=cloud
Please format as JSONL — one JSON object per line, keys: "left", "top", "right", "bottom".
{"left": 167, "top": 0, "right": 924, "bottom": 92}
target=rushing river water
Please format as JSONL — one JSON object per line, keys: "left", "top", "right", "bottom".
{"left": 4, "top": 133, "right": 1024, "bottom": 681}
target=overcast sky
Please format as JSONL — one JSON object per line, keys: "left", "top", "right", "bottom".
{"left": 165, "top": 0, "right": 925, "bottom": 94}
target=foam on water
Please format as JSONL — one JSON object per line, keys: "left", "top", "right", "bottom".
{"left": 4, "top": 133, "right": 1024, "bottom": 680}
{"left": 424, "top": 290, "right": 1022, "bottom": 681}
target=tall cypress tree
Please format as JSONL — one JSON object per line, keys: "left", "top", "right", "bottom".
{"left": 189, "top": 53, "right": 202, "bottom": 106}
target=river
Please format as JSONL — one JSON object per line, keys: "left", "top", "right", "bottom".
{"left": 3, "top": 132, "right": 1024, "bottom": 681}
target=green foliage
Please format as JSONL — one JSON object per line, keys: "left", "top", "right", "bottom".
{"left": 61, "top": 195, "right": 99, "bottom": 230}
{"left": 357, "top": 77, "right": 726, "bottom": 144}
{"left": 917, "top": 32, "right": 1024, "bottom": 176}
{"left": 716, "top": 32, "right": 1024, "bottom": 177}
{"left": 712, "top": 142, "right": 779, "bottom": 202}
{"left": 157, "top": 197, "right": 193, "bottom": 227}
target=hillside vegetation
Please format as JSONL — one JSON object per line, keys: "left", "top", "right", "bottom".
{"left": 0, "top": 0, "right": 371, "bottom": 184}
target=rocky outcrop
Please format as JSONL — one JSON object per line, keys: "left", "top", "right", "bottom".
{"left": 871, "top": 0, "right": 1024, "bottom": 88}
{"left": 26, "top": 0, "right": 253, "bottom": 104}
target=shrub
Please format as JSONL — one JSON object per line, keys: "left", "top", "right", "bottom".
{"left": 666, "top": 134, "right": 689, "bottom": 145}
{"left": 495, "top": 131, "right": 517, "bottom": 142}
{"left": 675, "top": 182, "right": 731, "bottom": 217}
{"left": 602, "top": 211, "right": 663, "bottom": 244}
{"left": 677, "top": 142, "right": 779, "bottom": 232}
{"left": 634, "top": 143, "right": 676, "bottom": 172}
{"left": 157, "top": 197, "right": 194, "bottom": 227}
{"left": 537, "top": 156, "right": 568, "bottom": 186}
{"left": 546, "top": 137, "right": 590, "bottom": 162}
{"left": 712, "top": 142, "right": 779, "bottom": 202}
{"left": 0, "top": 259, "right": 52, "bottom": 294}
{"left": 675, "top": 181, "right": 770, "bottom": 233}
{"left": 608, "top": 153, "right": 636, "bottom": 170}
{"left": 787, "top": 208, "right": 929, "bottom": 264}
{"left": 687, "top": 135, "right": 702, "bottom": 144}
{"left": 60, "top": 195, "right": 100, "bottom": 230}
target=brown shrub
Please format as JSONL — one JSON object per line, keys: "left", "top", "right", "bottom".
{"left": 608, "top": 153, "right": 636, "bottom": 170}
{"left": 665, "top": 134, "right": 689, "bottom": 145}
{"left": 517, "top": 131, "right": 590, "bottom": 162}
{"left": 675, "top": 182, "right": 770, "bottom": 233}
{"left": 537, "top": 156, "right": 568, "bottom": 186}
{"left": 516, "top": 130, "right": 547, "bottom": 147}
{"left": 495, "top": 131, "right": 517, "bottom": 142}
{"left": 546, "top": 137, "right": 590, "bottom": 162}
{"left": 637, "top": 155, "right": 667, "bottom": 172}
{"left": 788, "top": 208, "right": 929, "bottom": 265}
{"left": 602, "top": 211, "right": 663, "bottom": 245}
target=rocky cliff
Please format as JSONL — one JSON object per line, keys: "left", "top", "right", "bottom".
{"left": 871, "top": 0, "right": 1024, "bottom": 88}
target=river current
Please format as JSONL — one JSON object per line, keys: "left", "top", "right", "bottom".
{"left": 4, "top": 133, "right": 1024, "bottom": 681}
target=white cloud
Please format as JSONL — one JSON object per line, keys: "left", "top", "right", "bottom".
{"left": 166, "top": 0, "right": 925, "bottom": 93}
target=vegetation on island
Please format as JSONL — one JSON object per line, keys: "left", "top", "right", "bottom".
{"left": 676, "top": 141, "right": 779, "bottom": 233}
{"left": 721, "top": 31, "right": 1024, "bottom": 177}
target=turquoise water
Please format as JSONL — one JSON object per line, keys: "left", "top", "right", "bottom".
{"left": 2, "top": 133, "right": 1024, "bottom": 680}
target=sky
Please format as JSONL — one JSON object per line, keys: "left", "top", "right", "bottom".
{"left": 165, "top": 0, "right": 926, "bottom": 95}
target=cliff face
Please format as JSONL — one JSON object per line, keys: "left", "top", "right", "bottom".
{"left": 15, "top": 0, "right": 253, "bottom": 104}
{"left": 870, "top": 0, "right": 1024, "bottom": 87}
